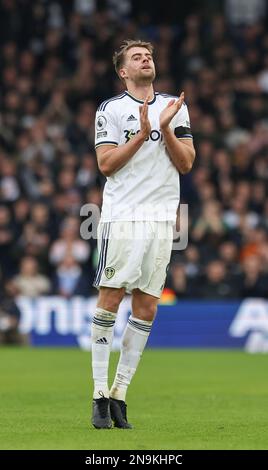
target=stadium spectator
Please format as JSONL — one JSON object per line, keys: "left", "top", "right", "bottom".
{"left": 51, "top": 255, "right": 89, "bottom": 298}
{"left": 13, "top": 256, "right": 51, "bottom": 297}
{"left": 168, "top": 262, "right": 198, "bottom": 299}
{"left": 199, "top": 259, "right": 240, "bottom": 299}
{"left": 219, "top": 241, "right": 240, "bottom": 274}
{"left": 238, "top": 255, "right": 268, "bottom": 297}
{"left": 49, "top": 215, "right": 90, "bottom": 266}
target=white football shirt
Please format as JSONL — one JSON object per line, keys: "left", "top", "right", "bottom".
{"left": 95, "top": 91, "right": 192, "bottom": 223}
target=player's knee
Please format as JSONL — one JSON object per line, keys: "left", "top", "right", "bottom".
{"left": 133, "top": 304, "right": 157, "bottom": 322}
{"left": 97, "top": 287, "right": 124, "bottom": 313}
{"left": 100, "top": 297, "right": 122, "bottom": 312}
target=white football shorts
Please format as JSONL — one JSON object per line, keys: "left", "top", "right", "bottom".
{"left": 93, "top": 221, "right": 173, "bottom": 298}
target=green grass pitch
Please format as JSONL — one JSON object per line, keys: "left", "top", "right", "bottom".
{"left": 1, "top": 347, "right": 268, "bottom": 450}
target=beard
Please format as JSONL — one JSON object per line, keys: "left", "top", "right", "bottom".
{"left": 136, "top": 68, "right": 156, "bottom": 85}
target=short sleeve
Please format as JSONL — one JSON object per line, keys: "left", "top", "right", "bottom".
{"left": 172, "top": 103, "right": 193, "bottom": 139}
{"left": 95, "top": 107, "right": 120, "bottom": 148}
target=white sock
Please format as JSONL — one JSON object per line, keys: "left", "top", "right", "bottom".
{"left": 110, "top": 315, "right": 153, "bottom": 401}
{"left": 91, "top": 307, "right": 116, "bottom": 399}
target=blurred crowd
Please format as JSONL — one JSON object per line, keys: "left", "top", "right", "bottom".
{"left": 0, "top": 0, "right": 268, "bottom": 334}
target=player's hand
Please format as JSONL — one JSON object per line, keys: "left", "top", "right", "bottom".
{"left": 139, "top": 97, "right": 151, "bottom": 140}
{"left": 160, "top": 91, "right": 184, "bottom": 130}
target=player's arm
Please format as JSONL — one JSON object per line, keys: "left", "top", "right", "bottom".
{"left": 96, "top": 98, "right": 151, "bottom": 177}
{"left": 160, "top": 92, "right": 196, "bottom": 174}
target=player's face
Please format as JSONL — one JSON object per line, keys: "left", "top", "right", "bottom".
{"left": 120, "top": 47, "right": 156, "bottom": 84}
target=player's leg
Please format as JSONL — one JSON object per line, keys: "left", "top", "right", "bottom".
{"left": 92, "top": 286, "right": 125, "bottom": 399}
{"left": 109, "top": 221, "right": 173, "bottom": 428}
{"left": 91, "top": 286, "right": 125, "bottom": 429}
{"left": 91, "top": 219, "right": 147, "bottom": 404}
{"left": 91, "top": 220, "right": 127, "bottom": 428}
{"left": 109, "top": 290, "right": 158, "bottom": 428}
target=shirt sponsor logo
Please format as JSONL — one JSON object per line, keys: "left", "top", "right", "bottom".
{"left": 124, "top": 129, "right": 162, "bottom": 143}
